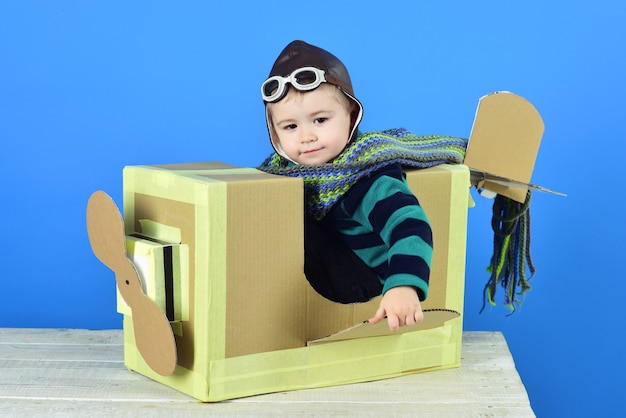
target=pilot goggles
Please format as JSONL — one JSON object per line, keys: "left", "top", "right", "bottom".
{"left": 261, "top": 66, "right": 327, "bottom": 103}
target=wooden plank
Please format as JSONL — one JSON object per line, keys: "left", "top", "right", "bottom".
{"left": 0, "top": 329, "right": 534, "bottom": 416}
{"left": 0, "top": 399, "right": 535, "bottom": 417}
{"left": 0, "top": 328, "right": 123, "bottom": 344}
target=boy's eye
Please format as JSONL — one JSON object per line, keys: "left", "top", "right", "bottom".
{"left": 315, "top": 117, "right": 327, "bottom": 124}
{"left": 283, "top": 124, "right": 297, "bottom": 130}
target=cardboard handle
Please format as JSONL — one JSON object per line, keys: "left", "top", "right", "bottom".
{"left": 87, "top": 191, "right": 177, "bottom": 376}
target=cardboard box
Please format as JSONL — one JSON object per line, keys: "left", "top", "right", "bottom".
{"left": 117, "top": 162, "right": 469, "bottom": 401}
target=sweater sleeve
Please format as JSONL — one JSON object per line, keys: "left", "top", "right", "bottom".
{"left": 330, "top": 164, "right": 433, "bottom": 301}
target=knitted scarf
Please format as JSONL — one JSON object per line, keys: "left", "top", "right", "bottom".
{"left": 257, "top": 128, "right": 534, "bottom": 311}
{"left": 258, "top": 128, "right": 467, "bottom": 220}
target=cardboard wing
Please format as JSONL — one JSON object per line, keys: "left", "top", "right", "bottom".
{"left": 307, "top": 309, "right": 460, "bottom": 345}
{"left": 464, "top": 91, "right": 565, "bottom": 202}
{"left": 469, "top": 170, "right": 566, "bottom": 198}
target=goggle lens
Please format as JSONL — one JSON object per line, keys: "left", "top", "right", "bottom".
{"left": 293, "top": 69, "right": 318, "bottom": 86}
{"left": 262, "top": 79, "right": 280, "bottom": 99}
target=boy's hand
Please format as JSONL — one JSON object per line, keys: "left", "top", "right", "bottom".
{"left": 369, "top": 286, "right": 424, "bottom": 332}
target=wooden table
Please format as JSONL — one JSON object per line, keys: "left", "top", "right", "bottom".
{"left": 0, "top": 329, "right": 534, "bottom": 416}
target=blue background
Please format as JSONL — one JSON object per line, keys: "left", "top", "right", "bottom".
{"left": 2, "top": 1, "right": 624, "bottom": 416}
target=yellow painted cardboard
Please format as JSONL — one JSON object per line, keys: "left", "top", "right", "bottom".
{"left": 118, "top": 162, "right": 469, "bottom": 401}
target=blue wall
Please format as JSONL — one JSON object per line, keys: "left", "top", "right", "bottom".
{"left": 2, "top": 1, "right": 624, "bottom": 416}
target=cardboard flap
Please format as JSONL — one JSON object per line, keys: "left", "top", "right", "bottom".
{"left": 464, "top": 91, "right": 564, "bottom": 202}
{"left": 307, "top": 309, "right": 460, "bottom": 346}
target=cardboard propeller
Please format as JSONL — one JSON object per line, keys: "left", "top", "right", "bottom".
{"left": 86, "top": 190, "right": 177, "bottom": 376}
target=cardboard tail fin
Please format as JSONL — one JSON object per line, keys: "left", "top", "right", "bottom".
{"left": 464, "top": 91, "right": 565, "bottom": 202}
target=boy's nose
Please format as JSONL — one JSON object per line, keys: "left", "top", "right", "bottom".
{"left": 301, "top": 130, "right": 317, "bottom": 143}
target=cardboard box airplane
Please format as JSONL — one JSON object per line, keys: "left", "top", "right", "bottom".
{"left": 86, "top": 168, "right": 464, "bottom": 380}
{"left": 85, "top": 91, "right": 562, "bottom": 400}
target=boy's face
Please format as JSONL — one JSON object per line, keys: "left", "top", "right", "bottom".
{"left": 269, "top": 86, "right": 353, "bottom": 165}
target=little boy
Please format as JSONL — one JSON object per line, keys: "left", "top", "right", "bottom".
{"left": 258, "top": 40, "right": 439, "bottom": 332}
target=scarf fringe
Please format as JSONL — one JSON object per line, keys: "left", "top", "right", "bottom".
{"left": 481, "top": 191, "right": 535, "bottom": 314}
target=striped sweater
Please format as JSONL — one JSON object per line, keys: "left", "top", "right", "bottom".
{"left": 319, "top": 163, "right": 432, "bottom": 300}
